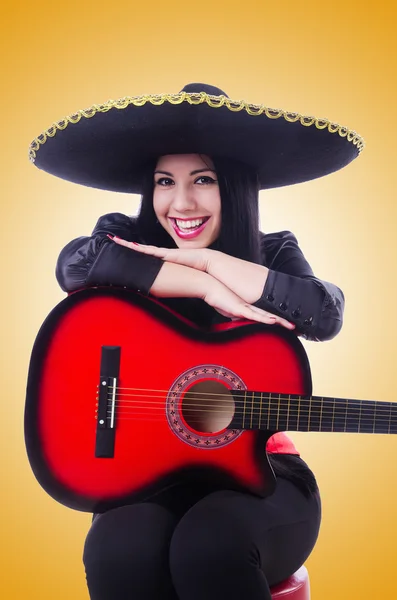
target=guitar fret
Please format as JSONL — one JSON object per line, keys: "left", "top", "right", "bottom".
{"left": 310, "top": 397, "right": 322, "bottom": 432}
{"left": 292, "top": 396, "right": 299, "bottom": 430}
{"left": 233, "top": 390, "right": 397, "bottom": 436}
{"left": 299, "top": 395, "right": 310, "bottom": 432}
{"left": 259, "top": 393, "right": 263, "bottom": 430}
{"left": 360, "top": 401, "right": 376, "bottom": 433}
{"left": 345, "top": 399, "right": 361, "bottom": 433}
{"left": 319, "top": 396, "right": 333, "bottom": 432}
{"left": 269, "top": 392, "right": 275, "bottom": 430}
{"left": 333, "top": 398, "right": 346, "bottom": 432}
{"left": 250, "top": 392, "right": 255, "bottom": 430}
{"left": 389, "top": 402, "right": 393, "bottom": 434}
{"left": 305, "top": 396, "right": 319, "bottom": 432}
{"left": 307, "top": 395, "right": 311, "bottom": 431}
{"left": 319, "top": 397, "right": 323, "bottom": 432}
{"left": 278, "top": 393, "right": 287, "bottom": 431}
{"left": 390, "top": 404, "right": 397, "bottom": 434}
{"left": 297, "top": 396, "right": 301, "bottom": 431}
{"left": 276, "top": 394, "right": 280, "bottom": 430}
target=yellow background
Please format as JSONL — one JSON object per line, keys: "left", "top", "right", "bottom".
{"left": 2, "top": 1, "right": 397, "bottom": 598}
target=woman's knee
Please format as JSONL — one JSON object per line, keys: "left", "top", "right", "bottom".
{"left": 83, "top": 503, "right": 177, "bottom": 587}
{"left": 169, "top": 491, "right": 257, "bottom": 576}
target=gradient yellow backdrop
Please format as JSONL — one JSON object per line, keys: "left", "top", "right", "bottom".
{"left": 2, "top": 1, "right": 397, "bottom": 598}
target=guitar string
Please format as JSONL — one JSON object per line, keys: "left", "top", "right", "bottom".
{"left": 100, "top": 414, "right": 396, "bottom": 433}
{"left": 110, "top": 384, "right": 386, "bottom": 404}
{"left": 98, "top": 399, "right": 397, "bottom": 425}
{"left": 101, "top": 385, "right": 392, "bottom": 412}
{"left": 105, "top": 398, "right": 395, "bottom": 419}
{"left": 100, "top": 392, "right": 396, "bottom": 416}
{"left": 97, "top": 387, "right": 395, "bottom": 427}
{"left": 103, "top": 410, "right": 397, "bottom": 425}
{"left": 101, "top": 414, "right": 393, "bottom": 430}
{"left": 103, "top": 407, "right": 397, "bottom": 424}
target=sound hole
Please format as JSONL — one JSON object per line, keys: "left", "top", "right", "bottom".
{"left": 181, "top": 380, "right": 235, "bottom": 433}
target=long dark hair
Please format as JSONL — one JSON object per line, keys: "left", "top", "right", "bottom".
{"left": 136, "top": 155, "right": 262, "bottom": 264}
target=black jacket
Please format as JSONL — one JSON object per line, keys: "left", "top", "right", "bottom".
{"left": 56, "top": 212, "right": 344, "bottom": 342}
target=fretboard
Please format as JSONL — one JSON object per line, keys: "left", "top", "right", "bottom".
{"left": 230, "top": 392, "right": 397, "bottom": 434}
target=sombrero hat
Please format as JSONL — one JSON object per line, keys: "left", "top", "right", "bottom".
{"left": 29, "top": 82, "right": 364, "bottom": 192}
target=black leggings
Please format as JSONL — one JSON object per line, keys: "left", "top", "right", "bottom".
{"left": 83, "top": 478, "right": 321, "bottom": 600}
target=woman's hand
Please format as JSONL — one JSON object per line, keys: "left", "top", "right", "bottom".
{"left": 107, "top": 235, "right": 294, "bottom": 329}
{"left": 203, "top": 279, "right": 295, "bottom": 329}
{"left": 108, "top": 236, "right": 210, "bottom": 271}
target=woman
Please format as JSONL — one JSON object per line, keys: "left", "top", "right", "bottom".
{"left": 30, "top": 83, "right": 363, "bottom": 599}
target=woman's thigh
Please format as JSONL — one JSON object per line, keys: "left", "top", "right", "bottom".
{"left": 169, "top": 478, "right": 321, "bottom": 598}
{"left": 83, "top": 503, "right": 179, "bottom": 600}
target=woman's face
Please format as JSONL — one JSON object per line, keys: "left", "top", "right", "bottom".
{"left": 153, "top": 154, "right": 221, "bottom": 248}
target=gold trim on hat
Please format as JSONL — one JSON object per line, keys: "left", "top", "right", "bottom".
{"left": 28, "top": 91, "right": 365, "bottom": 163}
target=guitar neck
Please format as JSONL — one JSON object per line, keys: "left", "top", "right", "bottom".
{"left": 230, "top": 392, "right": 397, "bottom": 434}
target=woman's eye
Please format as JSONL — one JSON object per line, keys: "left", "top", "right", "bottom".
{"left": 195, "top": 176, "right": 217, "bottom": 184}
{"left": 155, "top": 176, "right": 217, "bottom": 186}
{"left": 155, "top": 178, "right": 174, "bottom": 186}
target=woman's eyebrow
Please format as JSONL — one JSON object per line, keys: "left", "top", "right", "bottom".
{"left": 190, "top": 168, "right": 216, "bottom": 175}
{"left": 154, "top": 169, "right": 216, "bottom": 176}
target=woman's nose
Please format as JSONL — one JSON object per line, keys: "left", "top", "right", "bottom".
{"left": 171, "top": 185, "right": 197, "bottom": 211}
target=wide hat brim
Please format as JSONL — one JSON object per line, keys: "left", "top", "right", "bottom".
{"left": 29, "top": 83, "right": 364, "bottom": 192}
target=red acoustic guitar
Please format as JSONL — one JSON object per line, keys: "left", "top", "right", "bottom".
{"left": 24, "top": 287, "right": 397, "bottom": 513}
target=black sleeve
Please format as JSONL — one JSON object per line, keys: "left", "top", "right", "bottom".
{"left": 253, "top": 231, "right": 345, "bottom": 342}
{"left": 55, "top": 212, "right": 164, "bottom": 294}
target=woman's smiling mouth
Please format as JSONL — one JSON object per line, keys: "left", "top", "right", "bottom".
{"left": 169, "top": 217, "right": 210, "bottom": 239}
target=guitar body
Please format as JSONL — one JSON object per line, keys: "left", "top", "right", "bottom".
{"left": 24, "top": 288, "right": 312, "bottom": 513}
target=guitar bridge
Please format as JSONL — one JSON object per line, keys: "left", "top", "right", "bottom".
{"left": 95, "top": 346, "right": 121, "bottom": 458}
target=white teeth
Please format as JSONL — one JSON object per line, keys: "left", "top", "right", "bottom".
{"left": 175, "top": 218, "right": 205, "bottom": 230}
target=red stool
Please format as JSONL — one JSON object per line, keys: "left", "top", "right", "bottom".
{"left": 270, "top": 566, "right": 310, "bottom": 599}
